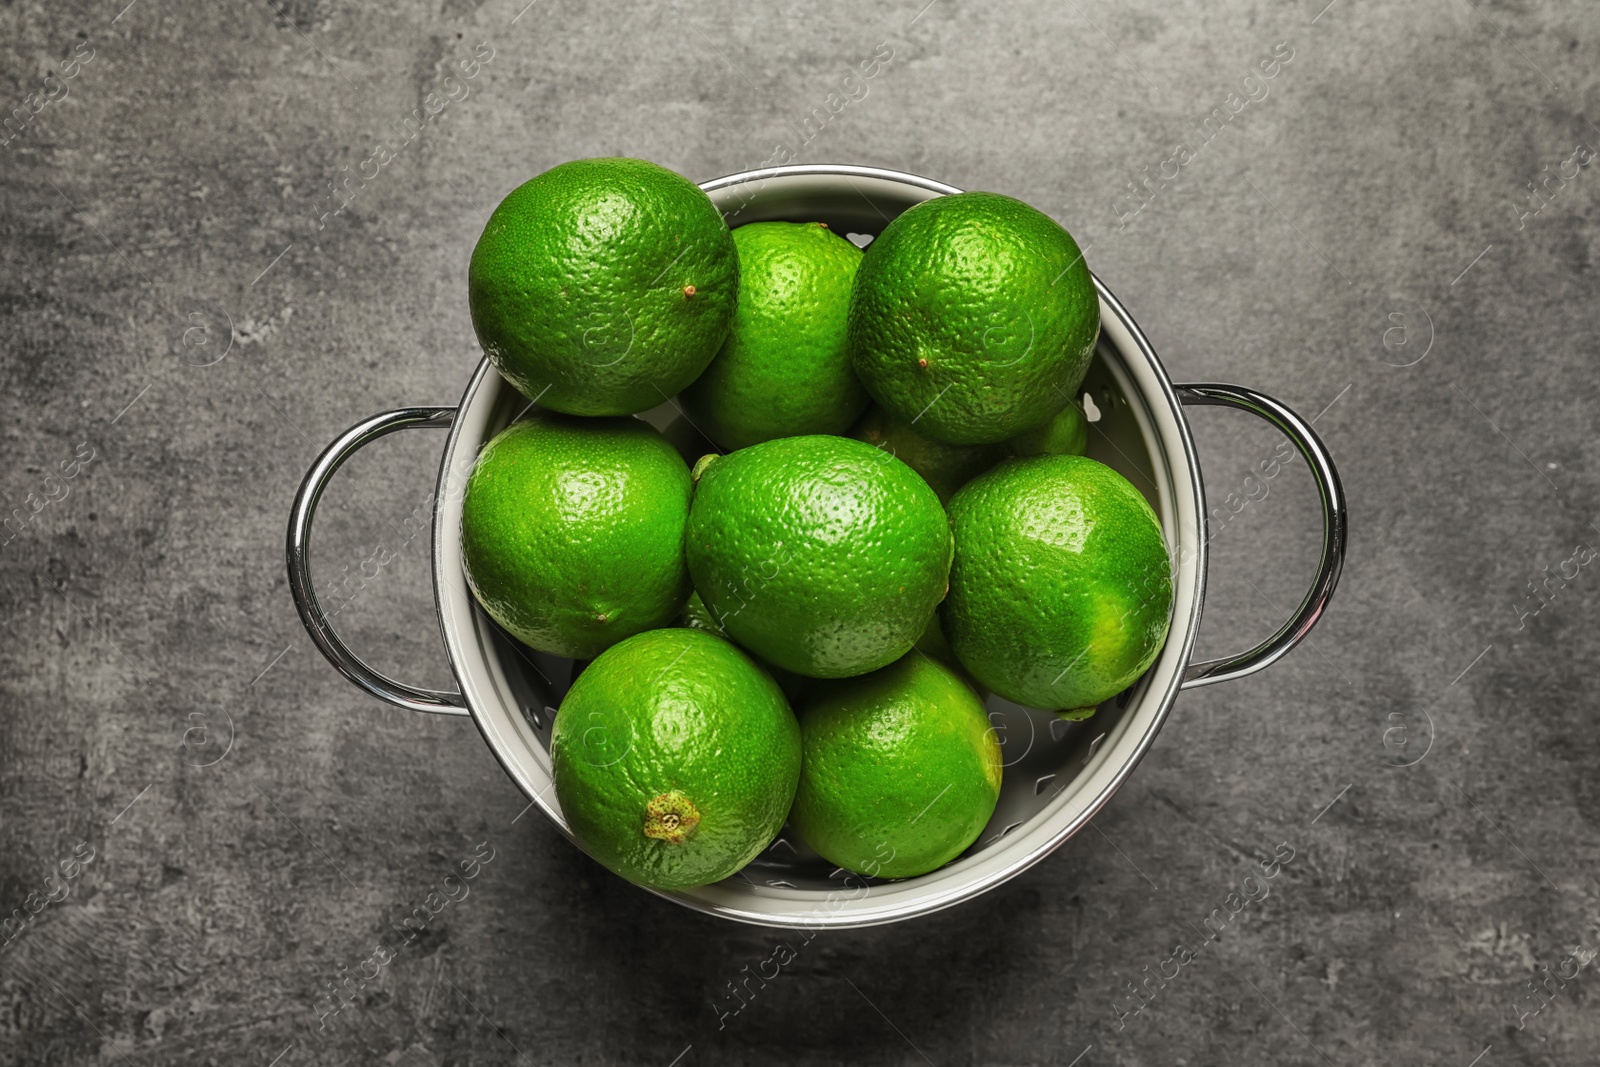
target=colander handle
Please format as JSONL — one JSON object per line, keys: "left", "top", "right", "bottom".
{"left": 1175, "top": 383, "right": 1347, "bottom": 689}
{"left": 287, "top": 407, "right": 471, "bottom": 716}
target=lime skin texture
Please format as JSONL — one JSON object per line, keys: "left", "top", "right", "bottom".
{"left": 1010, "top": 400, "right": 1089, "bottom": 458}
{"left": 682, "top": 221, "right": 868, "bottom": 450}
{"left": 549, "top": 628, "right": 801, "bottom": 890}
{"left": 460, "top": 413, "right": 692, "bottom": 660}
{"left": 790, "top": 652, "right": 1003, "bottom": 879}
{"left": 469, "top": 157, "right": 739, "bottom": 416}
{"left": 944, "top": 454, "right": 1173, "bottom": 713}
{"left": 848, "top": 191, "right": 1100, "bottom": 446}
{"left": 685, "top": 434, "right": 953, "bottom": 680}
{"left": 849, "top": 404, "right": 1008, "bottom": 505}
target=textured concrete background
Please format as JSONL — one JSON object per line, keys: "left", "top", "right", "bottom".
{"left": 2, "top": 0, "right": 1598, "bottom": 1063}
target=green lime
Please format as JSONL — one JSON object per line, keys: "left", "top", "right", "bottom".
{"left": 850, "top": 405, "right": 1007, "bottom": 504}
{"left": 469, "top": 158, "right": 738, "bottom": 416}
{"left": 913, "top": 610, "right": 958, "bottom": 667}
{"left": 686, "top": 435, "right": 952, "bottom": 679}
{"left": 681, "top": 222, "right": 867, "bottom": 449}
{"left": 791, "top": 653, "right": 1002, "bottom": 878}
{"left": 678, "top": 590, "right": 721, "bottom": 634}
{"left": 1011, "top": 400, "right": 1089, "bottom": 458}
{"left": 848, "top": 191, "right": 1099, "bottom": 445}
{"left": 461, "top": 414, "right": 691, "bottom": 659}
{"left": 944, "top": 455, "right": 1172, "bottom": 713}
{"left": 551, "top": 628, "right": 800, "bottom": 889}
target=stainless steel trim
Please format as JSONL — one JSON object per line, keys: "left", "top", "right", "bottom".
{"left": 286, "top": 406, "right": 469, "bottom": 716}
{"left": 1175, "top": 383, "right": 1347, "bottom": 689}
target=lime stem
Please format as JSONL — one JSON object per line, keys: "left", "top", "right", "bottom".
{"left": 643, "top": 791, "right": 701, "bottom": 844}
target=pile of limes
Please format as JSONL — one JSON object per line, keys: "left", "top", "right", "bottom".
{"left": 461, "top": 158, "right": 1173, "bottom": 891}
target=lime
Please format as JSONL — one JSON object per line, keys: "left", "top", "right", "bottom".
{"left": 913, "top": 610, "right": 958, "bottom": 668}
{"left": 850, "top": 405, "right": 1007, "bottom": 504}
{"left": 551, "top": 628, "right": 800, "bottom": 889}
{"left": 1011, "top": 400, "right": 1089, "bottom": 458}
{"left": 678, "top": 590, "right": 722, "bottom": 634}
{"left": 848, "top": 191, "right": 1099, "bottom": 445}
{"left": 790, "top": 653, "right": 1002, "bottom": 878}
{"left": 681, "top": 222, "right": 867, "bottom": 449}
{"left": 461, "top": 414, "right": 691, "bottom": 659}
{"left": 944, "top": 455, "right": 1172, "bottom": 713}
{"left": 469, "top": 158, "right": 738, "bottom": 416}
{"left": 686, "top": 435, "right": 951, "bottom": 679}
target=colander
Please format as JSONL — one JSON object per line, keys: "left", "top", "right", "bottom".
{"left": 287, "top": 165, "right": 1346, "bottom": 928}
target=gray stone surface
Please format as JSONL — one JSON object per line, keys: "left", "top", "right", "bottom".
{"left": 2, "top": 0, "right": 1598, "bottom": 1063}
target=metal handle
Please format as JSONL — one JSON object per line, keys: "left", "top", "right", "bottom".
{"left": 1175, "top": 383, "right": 1347, "bottom": 689}
{"left": 287, "top": 407, "right": 470, "bottom": 716}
